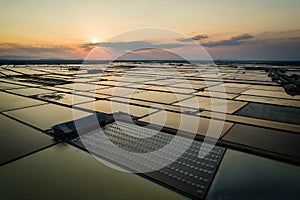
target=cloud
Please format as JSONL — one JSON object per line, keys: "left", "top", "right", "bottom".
{"left": 81, "top": 41, "right": 185, "bottom": 51}
{"left": 0, "top": 43, "right": 74, "bottom": 54}
{"left": 1, "top": 30, "right": 299, "bottom": 60}
{"left": 202, "top": 34, "right": 254, "bottom": 47}
{"left": 115, "top": 48, "right": 185, "bottom": 60}
{"left": 177, "top": 34, "right": 208, "bottom": 42}
{"left": 205, "top": 33, "right": 300, "bottom": 60}
{"left": 258, "top": 29, "right": 300, "bottom": 38}
{"left": 231, "top": 34, "right": 253, "bottom": 41}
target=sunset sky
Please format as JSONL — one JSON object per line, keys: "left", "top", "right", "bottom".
{"left": 0, "top": 0, "right": 299, "bottom": 60}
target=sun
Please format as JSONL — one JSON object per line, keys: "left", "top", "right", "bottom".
{"left": 90, "top": 38, "right": 101, "bottom": 44}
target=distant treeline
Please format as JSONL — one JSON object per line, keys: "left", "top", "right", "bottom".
{"left": 0, "top": 59, "right": 299, "bottom": 66}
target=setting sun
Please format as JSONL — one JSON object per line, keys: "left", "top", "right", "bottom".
{"left": 90, "top": 38, "right": 101, "bottom": 44}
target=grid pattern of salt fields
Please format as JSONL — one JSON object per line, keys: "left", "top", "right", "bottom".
{"left": 0, "top": 62, "right": 299, "bottom": 199}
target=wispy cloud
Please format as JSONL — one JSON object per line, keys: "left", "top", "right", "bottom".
{"left": 1, "top": 30, "right": 299, "bottom": 60}
{"left": 0, "top": 43, "right": 79, "bottom": 59}
{"left": 202, "top": 34, "right": 254, "bottom": 47}
{"left": 0, "top": 43, "right": 74, "bottom": 54}
{"left": 205, "top": 33, "right": 300, "bottom": 60}
{"left": 116, "top": 48, "right": 184, "bottom": 60}
{"left": 80, "top": 41, "right": 185, "bottom": 51}
{"left": 177, "top": 35, "right": 208, "bottom": 42}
